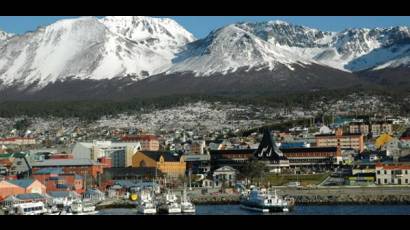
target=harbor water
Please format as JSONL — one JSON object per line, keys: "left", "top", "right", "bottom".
{"left": 97, "top": 204, "right": 410, "bottom": 215}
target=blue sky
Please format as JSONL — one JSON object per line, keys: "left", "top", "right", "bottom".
{"left": 0, "top": 16, "right": 409, "bottom": 38}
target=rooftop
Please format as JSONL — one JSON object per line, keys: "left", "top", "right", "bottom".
{"left": 7, "top": 179, "right": 35, "bottom": 188}
{"left": 15, "top": 193, "right": 46, "bottom": 200}
{"left": 33, "top": 167, "right": 64, "bottom": 175}
{"left": 315, "top": 133, "right": 363, "bottom": 137}
{"left": 210, "top": 149, "right": 256, "bottom": 155}
{"left": 139, "top": 151, "right": 181, "bottom": 162}
{"left": 31, "top": 159, "right": 102, "bottom": 167}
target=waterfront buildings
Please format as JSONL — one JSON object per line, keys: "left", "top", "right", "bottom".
{"left": 375, "top": 163, "right": 410, "bottom": 185}
{"left": 212, "top": 166, "right": 238, "bottom": 187}
{"left": 31, "top": 159, "right": 104, "bottom": 182}
{"left": 210, "top": 149, "right": 255, "bottom": 171}
{"left": 182, "top": 154, "right": 211, "bottom": 175}
{"left": 315, "top": 128, "right": 364, "bottom": 152}
{"left": 0, "top": 179, "right": 46, "bottom": 199}
{"left": 132, "top": 151, "right": 186, "bottom": 177}
{"left": 31, "top": 168, "right": 84, "bottom": 194}
{"left": 280, "top": 147, "right": 342, "bottom": 168}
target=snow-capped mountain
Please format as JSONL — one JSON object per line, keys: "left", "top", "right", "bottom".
{"left": 0, "top": 30, "right": 13, "bottom": 43}
{"left": 0, "top": 16, "right": 194, "bottom": 88}
{"left": 100, "top": 16, "right": 195, "bottom": 60}
{"left": 235, "top": 21, "right": 410, "bottom": 72}
{"left": 167, "top": 24, "right": 314, "bottom": 76}
{"left": 0, "top": 17, "right": 409, "bottom": 101}
{"left": 166, "top": 21, "right": 409, "bottom": 76}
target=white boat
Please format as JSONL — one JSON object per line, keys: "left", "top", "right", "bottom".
{"left": 180, "top": 190, "right": 195, "bottom": 213}
{"left": 9, "top": 202, "right": 47, "bottom": 215}
{"left": 44, "top": 205, "right": 61, "bottom": 215}
{"left": 159, "top": 191, "right": 181, "bottom": 214}
{"left": 70, "top": 200, "right": 83, "bottom": 214}
{"left": 167, "top": 202, "right": 182, "bottom": 214}
{"left": 137, "top": 190, "right": 157, "bottom": 214}
{"left": 82, "top": 203, "right": 96, "bottom": 213}
{"left": 70, "top": 200, "right": 98, "bottom": 215}
{"left": 240, "top": 187, "right": 294, "bottom": 213}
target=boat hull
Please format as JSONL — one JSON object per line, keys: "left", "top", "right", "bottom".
{"left": 138, "top": 208, "right": 157, "bottom": 214}
{"left": 182, "top": 208, "right": 196, "bottom": 213}
{"left": 240, "top": 200, "right": 293, "bottom": 213}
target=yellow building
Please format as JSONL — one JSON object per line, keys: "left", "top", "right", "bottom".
{"left": 375, "top": 133, "right": 393, "bottom": 149}
{"left": 132, "top": 151, "right": 186, "bottom": 177}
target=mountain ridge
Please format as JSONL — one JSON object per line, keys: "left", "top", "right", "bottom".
{"left": 0, "top": 17, "right": 409, "bottom": 101}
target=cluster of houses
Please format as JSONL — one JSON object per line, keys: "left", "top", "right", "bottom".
{"left": 2, "top": 117, "right": 410, "bottom": 205}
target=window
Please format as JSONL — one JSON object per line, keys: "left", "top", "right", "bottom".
{"left": 377, "top": 179, "right": 381, "bottom": 184}
{"left": 377, "top": 170, "right": 380, "bottom": 175}
{"left": 406, "top": 179, "right": 409, "bottom": 184}
{"left": 384, "top": 179, "right": 387, "bottom": 183}
{"left": 384, "top": 170, "right": 387, "bottom": 175}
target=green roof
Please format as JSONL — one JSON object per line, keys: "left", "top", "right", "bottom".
{"left": 0, "top": 152, "right": 28, "bottom": 159}
{"left": 0, "top": 153, "right": 13, "bottom": 158}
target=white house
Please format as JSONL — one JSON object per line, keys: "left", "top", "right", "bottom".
{"left": 213, "top": 166, "right": 238, "bottom": 188}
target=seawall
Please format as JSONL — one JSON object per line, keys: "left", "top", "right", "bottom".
{"left": 95, "top": 186, "right": 410, "bottom": 209}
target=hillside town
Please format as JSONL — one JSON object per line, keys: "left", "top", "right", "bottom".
{"left": 1, "top": 99, "right": 410, "bottom": 214}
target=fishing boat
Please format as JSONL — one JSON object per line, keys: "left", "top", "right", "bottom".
{"left": 137, "top": 190, "right": 157, "bottom": 214}
{"left": 180, "top": 190, "right": 195, "bottom": 213}
{"left": 69, "top": 200, "right": 98, "bottom": 215}
{"left": 44, "top": 205, "right": 61, "bottom": 215}
{"left": 159, "top": 190, "right": 181, "bottom": 214}
{"left": 240, "top": 187, "right": 294, "bottom": 213}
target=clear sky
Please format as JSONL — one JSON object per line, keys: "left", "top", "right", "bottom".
{"left": 0, "top": 16, "right": 409, "bottom": 38}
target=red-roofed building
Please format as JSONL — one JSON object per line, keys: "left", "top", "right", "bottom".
{"left": 32, "top": 168, "right": 84, "bottom": 194}
{"left": 121, "top": 134, "right": 159, "bottom": 151}
{"left": 376, "top": 163, "right": 410, "bottom": 185}
{"left": 0, "top": 137, "right": 36, "bottom": 146}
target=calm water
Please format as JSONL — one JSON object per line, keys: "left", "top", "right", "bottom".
{"left": 97, "top": 204, "right": 410, "bottom": 215}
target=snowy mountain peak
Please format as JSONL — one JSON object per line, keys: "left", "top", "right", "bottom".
{"left": 0, "top": 30, "right": 13, "bottom": 43}
{"left": 99, "top": 16, "right": 196, "bottom": 62}
{"left": 167, "top": 24, "right": 313, "bottom": 76}
{"left": 0, "top": 16, "right": 174, "bottom": 87}
{"left": 100, "top": 16, "right": 195, "bottom": 44}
